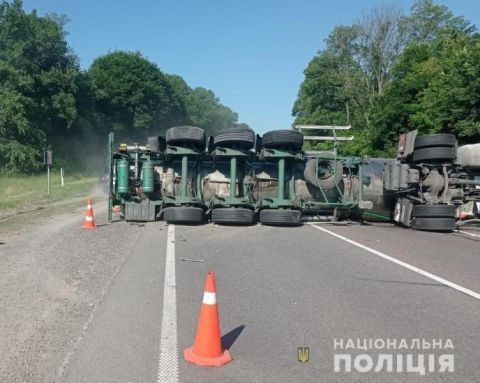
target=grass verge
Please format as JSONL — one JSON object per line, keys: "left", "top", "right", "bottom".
{"left": 0, "top": 173, "right": 106, "bottom": 238}
{"left": 0, "top": 173, "right": 99, "bottom": 213}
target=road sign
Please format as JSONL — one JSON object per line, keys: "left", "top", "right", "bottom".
{"left": 43, "top": 149, "right": 53, "bottom": 195}
{"left": 44, "top": 150, "right": 52, "bottom": 165}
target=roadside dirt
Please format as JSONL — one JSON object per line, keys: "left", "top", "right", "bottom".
{"left": 0, "top": 185, "right": 106, "bottom": 239}
{"left": 0, "top": 188, "right": 146, "bottom": 382}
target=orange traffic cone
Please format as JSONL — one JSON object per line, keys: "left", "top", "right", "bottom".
{"left": 82, "top": 198, "right": 97, "bottom": 229}
{"left": 184, "top": 270, "right": 232, "bottom": 366}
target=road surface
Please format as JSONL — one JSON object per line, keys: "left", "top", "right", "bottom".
{"left": 1, "top": 209, "right": 479, "bottom": 382}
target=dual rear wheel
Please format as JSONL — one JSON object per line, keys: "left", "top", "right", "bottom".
{"left": 411, "top": 204, "right": 456, "bottom": 232}
{"left": 164, "top": 206, "right": 303, "bottom": 226}
{"left": 409, "top": 134, "right": 458, "bottom": 232}
{"left": 211, "top": 208, "right": 254, "bottom": 225}
{"left": 259, "top": 209, "right": 302, "bottom": 226}
{"left": 211, "top": 207, "right": 302, "bottom": 226}
{"left": 163, "top": 206, "right": 204, "bottom": 224}
{"left": 412, "top": 134, "right": 457, "bottom": 163}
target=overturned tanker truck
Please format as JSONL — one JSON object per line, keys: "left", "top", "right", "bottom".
{"left": 106, "top": 126, "right": 480, "bottom": 231}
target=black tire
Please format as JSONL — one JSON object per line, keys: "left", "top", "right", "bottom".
{"left": 412, "top": 204, "right": 456, "bottom": 218}
{"left": 212, "top": 208, "right": 254, "bottom": 225}
{"left": 262, "top": 130, "right": 303, "bottom": 151}
{"left": 412, "top": 147, "right": 456, "bottom": 163}
{"left": 163, "top": 206, "right": 204, "bottom": 224}
{"left": 166, "top": 126, "right": 206, "bottom": 148}
{"left": 214, "top": 128, "right": 255, "bottom": 149}
{"left": 304, "top": 157, "right": 343, "bottom": 190}
{"left": 414, "top": 134, "right": 456, "bottom": 149}
{"left": 411, "top": 217, "right": 456, "bottom": 232}
{"left": 259, "top": 209, "right": 302, "bottom": 226}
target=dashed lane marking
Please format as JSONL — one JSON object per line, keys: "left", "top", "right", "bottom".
{"left": 311, "top": 224, "right": 480, "bottom": 301}
{"left": 157, "top": 224, "right": 179, "bottom": 383}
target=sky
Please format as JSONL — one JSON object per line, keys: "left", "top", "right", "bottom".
{"left": 23, "top": 0, "right": 480, "bottom": 134}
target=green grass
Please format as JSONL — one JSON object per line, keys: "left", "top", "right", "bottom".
{"left": 0, "top": 173, "right": 98, "bottom": 212}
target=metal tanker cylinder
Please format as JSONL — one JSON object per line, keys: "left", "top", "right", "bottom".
{"left": 117, "top": 159, "right": 130, "bottom": 195}
{"left": 141, "top": 161, "right": 154, "bottom": 194}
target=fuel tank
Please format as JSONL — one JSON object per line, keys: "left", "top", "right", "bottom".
{"left": 116, "top": 159, "right": 129, "bottom": 195}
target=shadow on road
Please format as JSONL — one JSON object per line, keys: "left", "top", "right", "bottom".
{"left": 222, "top": 325, "right": 245, "bottom": 350}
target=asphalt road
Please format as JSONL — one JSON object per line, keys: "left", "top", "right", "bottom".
{"left": 1, "top": 212, "right": 480, "bottom": 383}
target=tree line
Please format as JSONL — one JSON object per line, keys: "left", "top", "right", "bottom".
{"left": 293, "top": 0, "right": 480, "bottom": 156}
{"left": 0, "top": 0, "right": 245, "bottom": 174}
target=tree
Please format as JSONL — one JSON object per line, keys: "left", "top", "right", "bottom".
{"left": 0, "top": 2, "right": 245, "bottom": 173}
{"left": 372, "top": 31, "right": 480, "bottom": 149}
{"left": 293, "top": 0, "right": 479, "bottom": 156}
{"left": 356, "top": 4, "right": 405, "bottom": 98}
{"left": 409, "top": 32, "right": 480, "bottom": 141}
{"left": 0, "top": 0, "right": 80, "bottom": 173}
{"left": 87, "top": 51, "right": 187, "bottom": 138}
{"left": 164, "top": 74, "right": 239, "bottom": 135}
{"left": 187, "top": 87, "right": 238, "bottom": 136}
{"left": 292, "top": 52, "right": 350, "bottom": 127}
{"left": 293, "top": 5, "right": 405, "bottom": 155}
{"left": 235, "top": 123, "right": 251, "bottom": 130}
{"left": 399, "top": 0, "right": 474, "bottom": 44}
{"left": 369, "top": 43, "right": 433, "bottom": 153}
{"left": 324, "top": 26, "right": 363, "bottom": 124}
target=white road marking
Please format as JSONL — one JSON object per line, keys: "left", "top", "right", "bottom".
{"left": 311, "top": 224, "right": 480, "bottom": 301}
{"left": 157, "top": 224, "right": 179, "bottom": 383}
{"left": 458, "top": 230, "right": 480, "bottom": 239}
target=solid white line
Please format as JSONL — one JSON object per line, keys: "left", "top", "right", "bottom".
{"left": 311, "top": 225, "right": 480, "bottom": 301}
{"left": 157, "top": 224, "right": 179, "bottom": 383}
{"left": 458, "top": 230, "right": 480, "bottom": 239}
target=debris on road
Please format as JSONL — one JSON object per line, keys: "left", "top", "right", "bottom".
{"left": 129, "top": 222, "right": 145, "bottom": 227}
